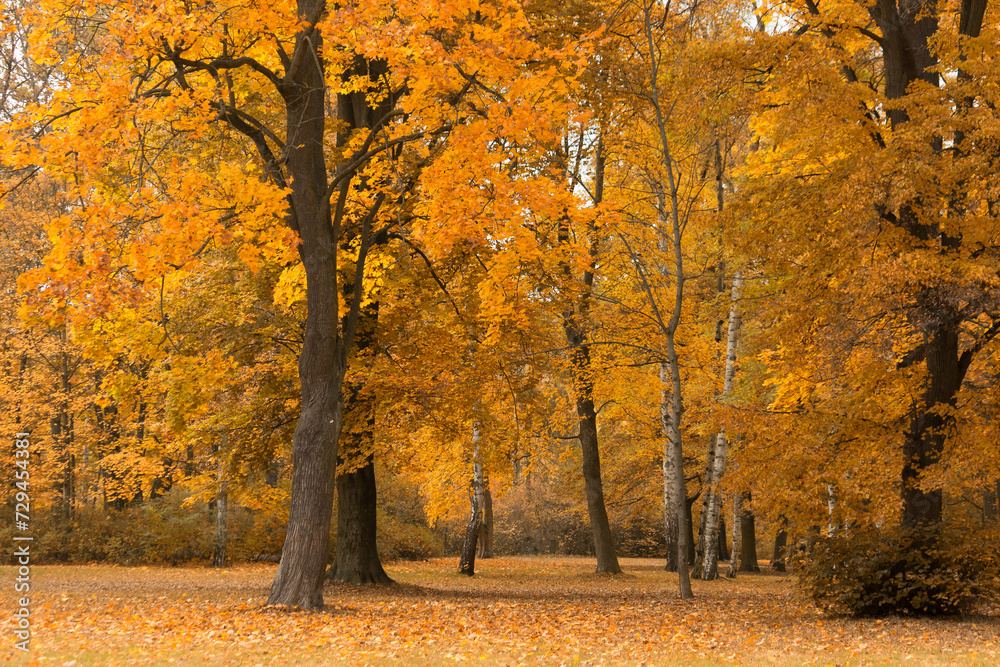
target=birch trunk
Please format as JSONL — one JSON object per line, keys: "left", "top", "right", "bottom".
{"left": 702, "top": 273, "right": 743, "bottom": 581}
{"left": 661, "top": 362, "right": 679, "bottom": 573}
{"left": 690, "top": 435, "right": 716, "bottom": 579}
{"left": 459, "top": 421, "right": 485, "bottom": 576}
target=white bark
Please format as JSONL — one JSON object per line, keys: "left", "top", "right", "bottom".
{"left": 661, "top": 362, "right": 679, "bottom": 572}
{"left": 459, "top": 420, "right": 485, "bottom": 575}
{"left": 827, "top": 484, "right": 836, "bottom": 538}
{"left": 701, "top": 272, "right": 743, "bottom": 580}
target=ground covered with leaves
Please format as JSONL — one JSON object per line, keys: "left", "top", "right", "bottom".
{"left": 2, "top": 557, "right": 998, "bottom": 665}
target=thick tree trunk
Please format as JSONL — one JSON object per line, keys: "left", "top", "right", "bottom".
{"left": 329, "top": 296, "right": 390, "bottom": 584}
{"left": 459, "top": 422, "right": 485, "bottom": 576}
{"left": 268, "top": 6, "right": 344, "bottom": 608}
{"left": 329, "top": 456, "right": 391, "bottom": 584}
{"left": 902, "top": 325, "right": 960, "bottom": 528}
{"left": 984, "top": 482, "right": 999, "bottom": 523}
{"left": 738, "top": 492, "right": 759, "bottom": 572}
{"left": 477, "top": 485, "right": 494, "bottom": 559}
{"left": 873, "top": 0, "right": 988, "bottom": 542}
{"left": 726, "top": 493, "right": 741, "bottom": 578}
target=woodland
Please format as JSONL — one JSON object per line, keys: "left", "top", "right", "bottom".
{"left": 1, "top": 0, "right": 1000, "bottom": 638}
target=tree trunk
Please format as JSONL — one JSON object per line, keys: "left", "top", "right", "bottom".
{"left": 873, "top": 0, "right": 987, "bottom": 541}
{"left": 701, "top": 274, "right": 742, "bottom": 581}
{"left": 213, "top": 469, "right": 228, "bottom": 567}
{"left": 985, "top": 482, "right": 999, "bottom": 523}
{"left": 718, "top": 514, "right": 729, "bottom": 562}
{"left": 690, "top": 435, "right": 716, "bottom": 579}
{"left": 902, "top": 325, "right": 961, "bottom": 529}
{"left": 772, "top": 525, "right": 788, "bottom": 573}
{"left": 738, "top": 492, "right": 759, "bottom": 572}
{"left": 661, "top": 362, "right": 679, "bottom": 573}
{"left": 726, "top": 493, "right": 741, "bottom": 578}
{"left": 268, "top": 6, "right": 344, "bottom": 608}
{"left": 328, "top": 297, "right": 390, "bottom": 584}
{"left": 459, "top": 421, "right": 485, "bottom": 576}
{"left": 575, "top": 384, "right": 621, "bottom": 574}
{"left": 328, "top": 456, "right": 391, "bottom": 584}
{"left": 477, "top": 485, "right": 494, "bottom": 559}
{"left": 685, "top": 494, "right": 696, "bottom": 565}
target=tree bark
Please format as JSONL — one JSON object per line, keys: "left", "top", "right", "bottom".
{"left": 690, "top": 435, "right": 716, "bottom": 579}
{"left": 328, "top": 455, "right": 391, "bottom": 584}
{"left": 268, "top": 5, "right": 345, "bottom": 608}
{"left": 870, "top": 0, "right": 989, "bottom": 541}
{"left": 902, "top": 324, "right": 960, "bottom": 528}
{"left": 459, "top": 421, "right": 485, "bottom": 576}
{"left": 685, "top": 494, "right": 696, "bottom": 565}
{"left": 559, "top": 138, "right": 621, "bottom": 576}
{"left": 726, "top": 493, "right": 741, "bottom": 578}
{"left": 718, "top": 514, "right": 729, "bottom": 562}
{"left": 772, "top": 524, "right": 788, "bottom": 573}
{"left": 213, "top": 461, "right": 228, "bottom": 568}
{"left": 662, "top": 363, "right": 679, "bottom": 573}
{"left": 328, "top": 297, "right": 390, "bottom": 583}
{"left": 477, "top": 485, "right": 494, "bottom": 559}
{"left": 701, "top": 273, "right": 742, "bottom": 581}
{"left": 738, "top": 492, "right": 759, "bottom": 572}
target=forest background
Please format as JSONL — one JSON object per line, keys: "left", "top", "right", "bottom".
{"left": 1, "top": 0, "right": 1000, "bottom": 616}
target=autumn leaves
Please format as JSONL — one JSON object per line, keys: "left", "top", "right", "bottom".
{"left": 2, "top": 0, "right": 1000, "bottom": 614}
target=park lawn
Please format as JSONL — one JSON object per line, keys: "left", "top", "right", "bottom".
{"left": 0, "top": 556, "right": 997, "bottom": 665}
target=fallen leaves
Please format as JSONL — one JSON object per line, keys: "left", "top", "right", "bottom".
{"left": 0, "top": 557, "right": 997, "bottom": 665}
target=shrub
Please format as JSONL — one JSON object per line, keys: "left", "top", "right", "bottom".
{"left": 795, "top": 523, "right": 1000, "bottom": 616}
{"left": 376, "top": 511, "right": 444, "bottom": 561}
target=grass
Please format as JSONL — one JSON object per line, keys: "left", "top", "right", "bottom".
{"left": 1, "top": 556, "right": 997, "bottom": 665}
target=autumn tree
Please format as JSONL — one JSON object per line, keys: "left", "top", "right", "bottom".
{"left": 734, "top": 0, "right": 1000, "bottom": 612}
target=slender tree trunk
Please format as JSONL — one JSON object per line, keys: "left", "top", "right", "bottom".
{"left": 690, "top": 436, "right": 716, "bottom": 579}
{"left": 726, "top": 493, "right": 741, "bottom": 578}
{"left": 559, "top": 138, "right": 621, "bottom": 576}
{"left": 701, "top": 276, "right": 742, "bottom": 581}
{"left": 459, "top": 421, "right": 485, "bottom": 576}
{"left": 718, "top": 515, "right": 729, "bottom": 562}
{"left": 213, "top": 451, "right": 228, "bottom": 568}
{"left": 669, "top": 387, "right": 691, "bottom": 598}
{"left": 738, "top": 492, "right": 759, "bottom": 572}
{"left": 685, "top": 495, "right": 696, "bottom": 564}
{"left": 661, "top": 363, "right": 679, "bottom": 573}
{"left": 772, "top": 524, "right": 788, "bottom": 573}
{"left": 574, "top": 374, "right": 621, "bottom": 573}
{"left": 477, "top": 485, "right": 493, "bottom": 559}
